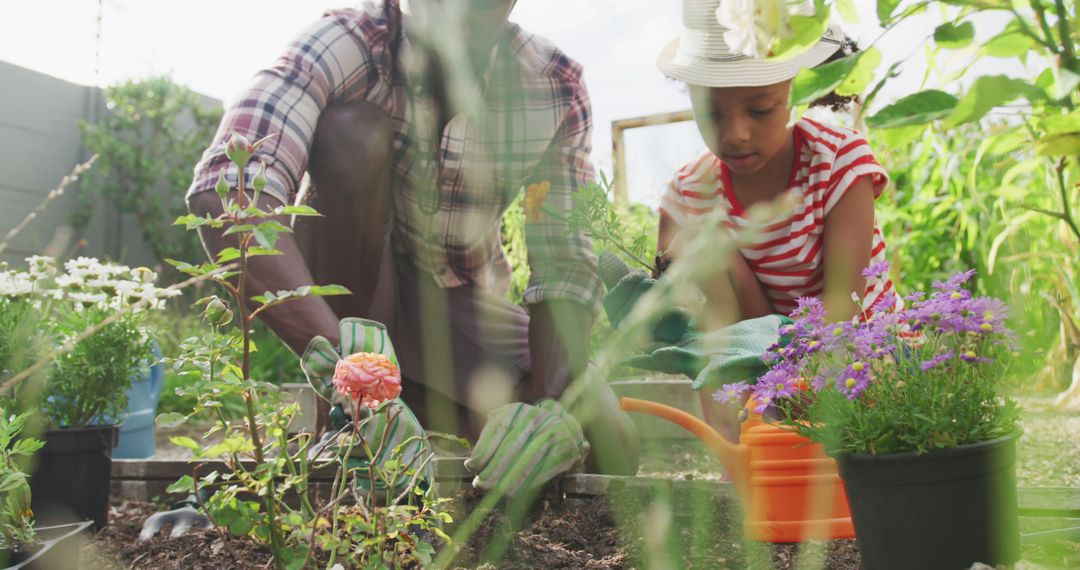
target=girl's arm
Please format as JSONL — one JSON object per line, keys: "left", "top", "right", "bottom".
{"left": 822, "top": 176, "right": 876, "bottom": 321}
{"left": 658, "top": 215, "right": 773, "bottom": 327}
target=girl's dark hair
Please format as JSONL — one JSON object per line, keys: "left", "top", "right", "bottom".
{"left": 809, "top": 36, "right": 861, "bottom": 112}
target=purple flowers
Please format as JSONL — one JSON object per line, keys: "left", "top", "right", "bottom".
{"left": 836, "top": 364, "right": 872, "bottom": 400}
{"left": 920, "top": 351, "right": 954, "bottom": 371}
{"left": 742, "top": 265, "right": 1014, "bottom": 420}
{"left": 714, "top": 382, "right": 751, "bottom": 404}
{"left": 862, "top": 261, "right": 891, "bottom": 281}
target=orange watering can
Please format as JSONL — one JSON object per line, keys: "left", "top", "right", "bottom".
{"left": 620, "top": 396, "right": 855, "bottom": 543}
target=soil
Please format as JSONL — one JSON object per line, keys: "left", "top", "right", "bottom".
{"left": 85, "top": 495, "right": 862, "bottom": 570}
{"left": 445, "top": 489, "right": 861, "bottom": 570}
{"left": 82, "top": 499, "right": 273, "bottom": 570}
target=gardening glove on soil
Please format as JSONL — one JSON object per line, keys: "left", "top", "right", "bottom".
{"left": 301, "top": 318, "right": 433, "bottom": 489}
{"left": 600, "top": 251, "right": 693, "bottom": 346}
{"left": 464, "top": 399, "right": 589, "bottom": 497}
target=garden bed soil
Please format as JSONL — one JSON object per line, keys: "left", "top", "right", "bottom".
{"left": 86, "top": 496, "right": 861, "bottom": 570}
{"left": 82, "top": 499, "right": 272, "bottom": 570}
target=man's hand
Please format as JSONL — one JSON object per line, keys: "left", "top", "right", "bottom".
{"left": 464, "top": 400, "right": 588, "bottom": 496}
{"left": 300, "top": 318, "right": 432, "bottom": 487}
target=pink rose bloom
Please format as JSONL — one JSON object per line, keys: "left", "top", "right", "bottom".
{"left": 332, "top": 352, "right": 402, "bottom": 409}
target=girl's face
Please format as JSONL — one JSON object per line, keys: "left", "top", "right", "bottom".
{"left": 690, "top": 81, "right": 793, "bottom": 174}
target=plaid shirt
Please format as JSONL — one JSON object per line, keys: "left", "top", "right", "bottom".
{"left": 187, "top": 3, "right": 602, "bottom": 313}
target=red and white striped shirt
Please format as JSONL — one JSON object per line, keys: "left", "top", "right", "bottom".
{"left": 660, "top": 118, "right": 897, "bottom": 316}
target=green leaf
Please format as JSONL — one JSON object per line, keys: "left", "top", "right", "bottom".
{"left": 246, "top": 246, "right": 282, "bottom": 257}
{"left": 1052, "top": 66, "right": 1080, "bottom": 100}
{"left": 170, "top": 436, "right": 202, "bottom": 450}
{"left": 308, "top": 284, "right": 351, "bottom": 297}
{"left": 222, "top": 224, "right": 255, "bottom": 236}
{"left": 790, "top": 52, "right": 861, "bottom": 106}
{"left": 156, "top": 412, "right": 188, "bottom": 428}
{"left": 217, "top": 248, "right": 242, "bottom": 263}
{"left": 0, "top": 473, "right": 27, "bottom": 493}
{"left": 943, "top": 76, "right": 1043, "bottom": 128}
{"left": 173, "top": 214, "right": 210, "bottom": 229}
{"left": 933, "top": 21, "right": 975, "bottom": 49}
{"left": 981, "top": 29, "right": 1035, "bottom": 58}
{"left": 867, "top": 90, "right": 958, "bottom": 129}
{"left": 166, "top": 475, "right": 195, "bottom": 494}
{"left": 979, "top": 127, "right": 1028, "bottom": 156}
{"left": 274, "top": 205, "right": 322, "bottom": 217}
{"left": 1039, "top": 111, "right": 1080, "bottom": 135}
{"left": 11, "top": 438, "right": 44, "bottom": 456}
{"left": 771, "top": 9, "right": 831, "bottom": 60}
{"left": 877, "top": 0, "right": 902, "bottom": 24}
{"left": 229, "top": 515, "right": 254, "bottom": 537}
{"left": 836, "top": 47, "right": 881, "bottom": 97}
{"left": 835, "top": 0, "right": 858, "bottom": 23}
{"left": 252, "top": 220, "right": 293, "bottom": 249}
{"left": 1036, "top": 133, "right": 1080, "bottom": 156}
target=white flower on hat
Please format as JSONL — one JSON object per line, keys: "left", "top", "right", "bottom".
{"left": 715, "top": 0, "right": 788, "bottom": 59}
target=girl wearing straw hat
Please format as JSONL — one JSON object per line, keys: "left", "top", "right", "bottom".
{"left": 655, "top": 0, "right": 900, "bottom": 438}
{"left": 657, "top": 0, "right": 899, "bottom": 323}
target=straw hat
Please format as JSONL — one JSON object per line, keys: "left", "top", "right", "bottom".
{"left": 658, "top": 0, "right": 845, "bottom": 87}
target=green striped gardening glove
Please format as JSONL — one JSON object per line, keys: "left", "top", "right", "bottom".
{"left": 464, "top": 399, "right": 589, "bottom": 497}
{"left": 301, "top": 318, "right": 432, "bottom": 489}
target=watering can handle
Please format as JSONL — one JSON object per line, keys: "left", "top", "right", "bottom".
{"left": 619, "top": 397, "right": 753, "bottom": 502}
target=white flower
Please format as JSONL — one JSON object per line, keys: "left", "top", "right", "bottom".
{"left": 716, "top": 0, "right": 788, "bottom": 59}
{"left": 113, "top": 280, "right": 138, "bottom": 295}
{"left": 26, "top": 256, "right": 57, "bottom": 279}
{"left": 54, "top": 274, "right": 83, "bottom": 289}
{"left": 0, "top": 271, "right": 34, "bottom": 297}
{"left": 131, "top": 267, "right": 157, "bottom": 284}
{"left": 68, "top": 292, "right": 107, "bottom": 305}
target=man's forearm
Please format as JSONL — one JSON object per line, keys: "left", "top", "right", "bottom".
{"left": 189, "top": 191, "right": 342, "bottom": 353}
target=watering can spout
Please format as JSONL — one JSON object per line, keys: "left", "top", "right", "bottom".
{"left": 619, "top": 396, "right": 752, "bottom": 503}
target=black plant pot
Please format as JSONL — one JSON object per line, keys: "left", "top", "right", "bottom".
{"left": 29, "top": 425, "right": 119, "bottom": 531}
{"left": 0, "top": 521, "right": 93, "bottom": 569}
{"left": 836, "top": 432, "right": 1021, "bottom": 570}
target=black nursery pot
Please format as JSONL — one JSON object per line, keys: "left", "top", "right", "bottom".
{"left": 836, "top": 432, "right": 1021, "bottom": 570}
{"left": 29, "top": 425, "right": 119, "bottom": 531}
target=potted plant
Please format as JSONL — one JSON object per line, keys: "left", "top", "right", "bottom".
{"left": 717, "top": 264, "right": 1022, "bottom": 570}
{"left": 0, "top": 256, "right": 177, "bottom": 530}
{"left": 0, "top": 411, "right": 94, "bottom": 570}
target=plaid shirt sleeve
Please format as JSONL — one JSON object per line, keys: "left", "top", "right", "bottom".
{"left": 522, "top": 78, "right": 603, "bottom": 316}
{"left": 186, "top": 9, "right": 383, "bottom": 206}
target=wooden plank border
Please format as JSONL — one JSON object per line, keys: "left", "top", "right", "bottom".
{"left": 112, "top": 460, "right": 1080, "bottom": 518}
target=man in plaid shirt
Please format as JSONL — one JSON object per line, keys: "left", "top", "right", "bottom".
{"left": 187, "top": 0, "right": 639, "bottom": 488}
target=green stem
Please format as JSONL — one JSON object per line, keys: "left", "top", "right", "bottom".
{"left": 540, "top": 206, "right": 655, "bottom": 272}
{"left": 1056, "top": 0, "right": 1077, "bottom": 69}
{"left": 1031, "top": 0, "right": 1062, "bottom": 54}
{"left": 1055, "top": 159, "right": 1080, "bottom": 242}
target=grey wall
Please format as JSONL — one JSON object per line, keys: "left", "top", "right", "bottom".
{"left": 0, "top": 61, "right": 221, "bottom": 271}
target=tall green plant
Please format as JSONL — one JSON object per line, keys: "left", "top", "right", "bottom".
{"left": 744, "top": 0, "right": 1080, "bottom": 394}
{"left": 164, "top": 134, "right": 445, "bottom": 569}
{"left": 78, "top": 77, "right": 223, "bottom": 275}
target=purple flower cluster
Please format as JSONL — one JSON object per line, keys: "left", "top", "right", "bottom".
{"left": 715, "top": 263, "right": 1016, "bottom": 417}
